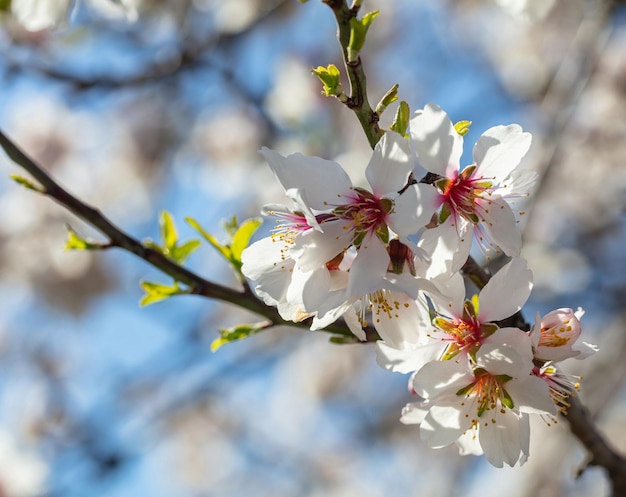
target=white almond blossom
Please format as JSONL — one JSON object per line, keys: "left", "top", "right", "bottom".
{"left": 410, "top": 103, "right": 534, "bottom": 274}
{"left": 376, "top": 257, "right": 533, "bottom": 373}
{"left": 253, "top": 132, "right": 437, "bottom": 304}
{"left": 529, "top": 308, "right": 598, "bottom": 412}
{"left": 402, "top": 342, "right": 555, "bottom": 467}
{"left": 530, "top": 307, "right": 597, "bottom": 362}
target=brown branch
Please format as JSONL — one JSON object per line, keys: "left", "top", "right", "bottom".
{"left": 0, "top": 129, "right": 358, "bottom": 339}
{"left": 564, "top": 396, "right": 626, "bottom": 497}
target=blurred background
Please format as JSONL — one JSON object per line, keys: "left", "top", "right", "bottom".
{"left": 0, "top": 0, "right": 625, "bottom": 495}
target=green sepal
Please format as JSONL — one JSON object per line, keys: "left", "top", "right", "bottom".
{"left": 375, "top": 84, "right": 399, "bottom": 116}
{"left": 454, "top": 120, "right": 472, "bottom": 136}
{"left": 10, "top": 174, "right": 44, "bottom": 193}
{"left": 312, "top": 64, "right": 345, "bottom": 101}
{"left": 375, "top": 222, "right": 389, "bottom": 244}
{"left": 347, "top": 10, "right": 379, "bottom": 62}
{"left": 65, "top": 225, "right": 107, "bottom": 251}
{"left": 438, "top": 202, "right": 452, "bottom": 224}
{"left": 499, "top": 384, "right": 515, "bottom": 409}
{"left": 389, "top": 101, "right": 410, "bottom": 137}
{"left": 211, "top": 321, "right": 271, "bottom": 352}
{"left": 479, "top": 322, "right": 499, "bottom": 339}
{"left": 0, "top": 0, "right": 10, "bottom": 14}
{"left": 139, "top": 280, "right": 186, "bottom": 307}
{"left": 455, "top": 382, "right": 475, "bottom": 397}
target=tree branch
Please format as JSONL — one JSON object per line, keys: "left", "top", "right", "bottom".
{"left": 0, "top": 129, "right": 360, "bottom": 339}
{"left": 323, "top": 0, "right": 383, "bottom": 148}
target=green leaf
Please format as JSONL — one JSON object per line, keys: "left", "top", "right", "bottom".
{"left": 211, "top": 321, "right": 271, "bottom": 352}
{"left": 10, "top": 174, "right": 44, "bottom": 193}
{"left": 139, "top": 280, "right": 185, "bottom": 307}
{"left": 186, "top": 217, "right": 232, "bottom": 261}
{"left": 375, "top": 84, "right": 399, "bottom": 115}
{"left": 65, "top": 225, "right": 107, "bottom": 250}
{"left": 347, "top": 10, "right": 380, "bottom": 61}
{"left": 231, "top": 217, "right": 262, "bottom": 262}
{"left": 171, "top": 239, "right": 202, "bottom": 264}
{"left": 0, "top": 0, "right": 10, "bottom": 14}
{"left": 160, "top": 211, "right": 178, "bottom": 250}
{"left": 389, "top": 101, "right": 410, "bottom": 137}
{"left": 312, "top": 64, "right": 345, "bottom": 100}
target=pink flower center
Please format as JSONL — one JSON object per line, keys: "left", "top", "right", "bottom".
{"left": 436, "top": 165, "right": 495, "bottom": 224}
{"left": 330, "top": 187, "right": 393, "bottom": 246}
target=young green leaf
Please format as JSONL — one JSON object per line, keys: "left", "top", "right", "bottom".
{"left": 375, "top": 84, "right": 399, "bottom": 116}
{"left": 230, "top": 217, "right": 262, "bottom": 263}
{"left": 139, "top": 280, "right": 186, "bottom": 307}
{"left": 170, "top": 239, "right": 202, "bottom": 264}
{"left": 185, "top": 217, "right": 231, "bottom": 261}
{"left": 65, "top": 225, "right": 108, "bottom": 250}
{"left": 10, "top": 174, "right": 44, "bottom": 193}
{"left": 389, "top": 101, "right": 410, "bottom": 137}
{"left": 211, "top": 321, "right": 271, "bottom": 352}
{"left": 160, "top": 211, "right": 178, "bottom": 250}
{"left": 347, "top": 10, "right": 380, "bottom": 62}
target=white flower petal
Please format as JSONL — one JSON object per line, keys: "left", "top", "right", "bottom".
{"left": 478, "top": 408, "right": 524, "bottom": 468}
{"left": 417, "top": 219, "right": 472, "bottom": 279}
{"left": 288, "top": 266, "right": 332, "bottom": 313}
{"left": 389, "top": 183, "right": 440, "bottom": 236}
{"left": 412, "top": 359, "right": 472, "bottom": 399}
{"left": 400, "top": 402, "right": 429, "bottom": 425}
{"left": 476, "top": 343, "right": 528, "bottom": 377}
{"left": 410, "top": 103, "right": 463, "bottom": 177}
{"left": 428, "top": 271, "right": 466, "bottom": 319}
{"left": 484, "top": 327, "right": 534, "bottom": 364}
{"left": 259, "top": 147, "right": 352, "bottom": 211}
{"left": 375, "top": 341, "right": 441, "bottom": 374}
{"left": 347, "top": 236, "right": 389, "bottom": 297}
{"left": 365, "top": 132, "right": 412, "bottom": 196}
{"left": 456, "top": 428, "right": 483, "bottom": 456}
{"left": 479, "top": 197, "right": 522, "bottom": 256}
{"left": 241, "top": 237, "right": 287, "bottom": 281}
{"left": 291, "top": 221, "right": 352, "bottom": 272}
{"left": 472, "top": 124, "right": 531, "bottom": 182}
{"left": 372, "top": 291, "right": 427, "bottom": 348}
{"left": 478, "top": 257, "right": 532, "bottom": 322}
{"left": 342, "top": 305, "right": 367, "bottom": 340}
{"left": 421, "top": 400, "right": 473, "bottom": 449}
{"left": 506, "top": 376, "right": 557, "bottom": 416}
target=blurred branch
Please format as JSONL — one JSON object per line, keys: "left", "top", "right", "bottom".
{"left": 564, "top": 396, "right": 626, "bottom": 497}
{"left": 0, "top": 129, "right": 361, "bottom": 339}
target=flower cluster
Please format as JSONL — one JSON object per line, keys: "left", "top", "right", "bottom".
{"left": 242, "top": 103, "right": 596, "bottom": 467}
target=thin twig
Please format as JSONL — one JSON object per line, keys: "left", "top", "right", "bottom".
{"left": 323, "top": 0, "right": 383, "bottom": 148}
